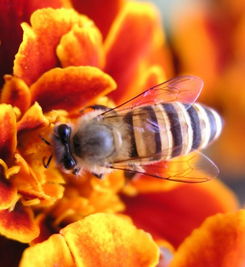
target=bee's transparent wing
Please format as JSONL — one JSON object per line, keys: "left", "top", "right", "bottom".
{"left": 111, "top": 151, "right": 219, "bottom": 183}
{"left": 101, "top": 75, "right": 203, "bottom": 116}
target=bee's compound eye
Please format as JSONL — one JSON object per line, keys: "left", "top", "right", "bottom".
{"left": 63, "top": 154, "right": 76, "bottom": 170}
{"left": 57, "top": 124, "right": 71, "bottom": 144}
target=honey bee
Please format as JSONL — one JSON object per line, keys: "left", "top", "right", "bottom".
{"left": 51, "top": 75, "right": 222, "bottom": 182}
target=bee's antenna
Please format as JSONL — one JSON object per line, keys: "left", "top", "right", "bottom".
{"left": 42, "top": 154, "right": 53, "bottom": 168}
{"left": 39, "top": 135, "right": 51, "bottom": 146}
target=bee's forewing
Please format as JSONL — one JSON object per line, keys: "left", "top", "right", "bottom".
{"left": 101, "top": 75, "right": 204, "bottom": 115}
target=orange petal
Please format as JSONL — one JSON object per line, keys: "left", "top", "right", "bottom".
{"left": 0, "top": 170, "right": 18, "bottom": 210}
{"left": 1, "top": 75, "right": 31, "bottom": 113}
{"left": 0, "top": 104, "right": 17, "bottom": 162}
{"left": 20, "top": 234, "right": 75, "bottom": 267}
{"left": 57, "top": 24, "right": 105, "bottom": 68}
{"left": 122, "top": 180, "right": 239, "bottom": 247}
{"left": 172, "top": 8, "right": 221, "bottom": 93}
{"left": 169, "top": 210, "right": 245, "bottom": 267}
{"left": 30, "top": 66, "right": 116, "bottom": 112}
{"left": 12, "top": 153, "right": 64, "bottom": 206}
{"left": 11, "top": 154, "right": 43, "bottom": 199}
{"left": 0, "top": 202, "right": 39, "bottom": 243}
{"left": 60, "top": 213, "right": 159, "bottom": 267}
{"left": 104, "top": 2, "right": 162, "bottom": 103}
{"left": 70, "top": 0, "right": 124, "bottom": 36}
{"left": 17, "top": 102, "right": 49, "bottom": 132}
{"left": 14, "top": 8, "right": 98, "bottom": 85}
{"left": 41, "top": 183, "right": 65, "bottom": 206}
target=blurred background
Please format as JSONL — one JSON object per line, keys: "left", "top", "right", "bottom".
{"left": 140, "top": 0, "right": 245, "bottom": 204}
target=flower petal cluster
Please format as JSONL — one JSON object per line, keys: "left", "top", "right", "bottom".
{"left": 0, "top": 1, "right": 243, "bottom": 266}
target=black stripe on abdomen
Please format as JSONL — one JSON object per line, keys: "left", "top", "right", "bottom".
{"left": 124, "top": 111, "right": 138, "bottom": 158}
{"left": 185, "top": 104, "right": 201, "bottom": 150}
{"left": 203, "top": 107, "right": 217, "bottom": 143}
{"left": 143, "top": 106, "right": 162, "bottom": 153}
{"left": 162, "top": 103, "right": 182, "bottom": 157}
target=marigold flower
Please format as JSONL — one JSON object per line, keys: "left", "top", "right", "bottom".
{"left": 0, "top": 1, "right": 243, "bottom": 266}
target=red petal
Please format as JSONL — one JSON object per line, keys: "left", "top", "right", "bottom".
{"left": 116, "top": 65, "right": 166, "bottom": 111}
{"left": 0, "top": 202, "right": 39, "bottom": 243}
{"left": 30, "top": 66, "right": 116, "bottom": 112}
{"left": 70, "top": 0, "right": 124, "bottom": 37}
{"left": 0, "top": 104, "right": 17, "bottom": 162}
{"left": 0, "top": 0, "right": 63, "bottom": 85}
{"left": 122, "top": 180, "right": 239, "bottom": 247}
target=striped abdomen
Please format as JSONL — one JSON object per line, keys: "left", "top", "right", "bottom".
{"left": 124, "top": 102, "right": 223, "bottom": 162}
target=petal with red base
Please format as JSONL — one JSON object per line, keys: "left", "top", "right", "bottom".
{"left": 0, "top": 0, "right": 64, "bottom": 85}
{"left": 30, "top": 66, "right": 116, "bottom": 112}
{"left": 122, "top": 180, "right": 239, "bottom": 248}
{"left": 20, "top": 234, "right": 75, "bottom": 267}
{"left": 169, "top": 210, "right": 245, "bottom": 267}
{"left": 14, "top": 8, "right": 98, "bottom": 85}
{"left": 57, "top": 24, "right": 105, "bottom": 68}
{"left": 0, "top": 202, "right": 39, "bottom": 243}
{"left": 17, "top": 102, "right": 48, "bottom": 132}
{"left": 0, "top": 104, "right": 17, "bottom": 162}
{"left": 60, "top": 213, "right": 159, "bottom": 267}
{"left": 1, "top": 75, "right": 31, "bottom": 114}
{"left": 105, "top": 2, "right": 162, "bottom": 103}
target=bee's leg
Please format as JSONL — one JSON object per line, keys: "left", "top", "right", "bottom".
{"left": 80, "top": 105, "right": 110, "bottom": 114}
{"left": 43, "top": 154, "right": 53, "bottom": 168}
{"left": 124, "top": 170, "right": 137, "bottom": 179}
{"left": 87, "top": 105, "right": 110, "bottom": 111}
{"left": 72, "top": 167, "right": 81, "bottom": 175}
{"left": 124, "top": 165, "right": 144, "bottom": 180}
{"left": 92, "top": 172, "right": 104, "bottom": 179}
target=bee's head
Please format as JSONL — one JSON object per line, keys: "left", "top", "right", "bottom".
{"left": 53, "top": 124, "right": 77, "bottom": 171}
